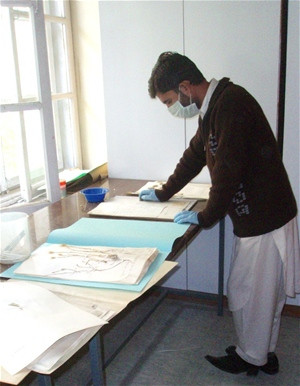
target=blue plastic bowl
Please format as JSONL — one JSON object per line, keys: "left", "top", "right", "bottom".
{"left": 81, "top": 187, "right": 109, "bottom": 203}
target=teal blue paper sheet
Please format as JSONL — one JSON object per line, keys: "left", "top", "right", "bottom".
{"left": 1, "top": 218, "right": 189, "bottom": 292}
{"left": 47, "top": 217, "right": 189, "bottom": 250}
{"left": 1, "top": 249, "right": 168, "bottom": 292}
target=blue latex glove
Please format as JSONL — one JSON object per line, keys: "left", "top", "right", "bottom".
{"left": 139, "top": 189, "right": 159, "bottom": 202}
{"left": 174, "top": 210, "right": 199, "bottom": 225}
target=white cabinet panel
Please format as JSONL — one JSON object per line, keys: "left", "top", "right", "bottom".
{"left": 99, "top": 1, "right": 185, "bottom": 180}
{"left": 187, "top": 218, "right": 233, "bottom": 295}
{"left": 223, "top": 216, "right": 234, "bottom": 296}
{"left": 162, "top": 249, "right": 187, "bottom": 290}
{"left": 162, "top": 216, "right": 233, "bottom": 294}
{"left": 187, "top": 224, "right": 219, "bottom": 293}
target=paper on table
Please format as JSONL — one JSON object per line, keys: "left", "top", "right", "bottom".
{"left": 15, "top": 244, "right": 158, "bottom": 285}
{"left": 46, "top": 217, "right": 190, "bottom": 251}
{"left": 28, "top": 326, "right": 100, "bottom": 373}
{"left": 1, "top": 218, "right": 189, "bottom": 291}
{"left": 0, "top": 281, "right": 106, "bottom": 375}
{"left": 0, "top": 366, "right": 30, "bottom": 385}
{"left": 2, "top": 251, "right": 168, "bottom": 292}
{"left": 88, "top": 195, "right": 196, "bottom": 220}
{"left": 30, "top": 260, "right": 178, "bottom": 322}
{"left": 6, "top": 260, "right": 178, "bottom": 375}
{"left": 135, "top": 181, "right": 211, "bottom": 200}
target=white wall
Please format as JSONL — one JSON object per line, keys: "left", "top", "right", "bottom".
{"left": 70, "top": 0, "right": 107, "bottom": 169}
{"left": 99, "top": 0, "right": 281, "bottom": 182}
{"left": 184, "top": 0, "right": 280, "bottom": 183}
{"left": 284, "top": 0, "right": 299, "bottom": 213}
{"left": 99, "top": 1, "right": 185, "bottom": 180}
{"left": 98, "top": 0, "right": 299, "bottom": 305}
{"left": 282, "top": 0, "right": 300, "bottom": 305}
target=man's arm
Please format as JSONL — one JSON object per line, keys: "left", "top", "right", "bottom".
{"left": 155, "top": 127, "right": 207, "bottom": 202}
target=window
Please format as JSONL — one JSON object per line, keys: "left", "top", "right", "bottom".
{"left": 44, "top": 0, "right": 81, "bottom": 171}
{"left": 0, "top": 0, "right": 80, "bottom": 206}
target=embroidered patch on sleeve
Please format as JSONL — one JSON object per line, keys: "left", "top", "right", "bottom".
{"left": 209, "top": 134, "right": 218, "bottom": 156}
{"left": 232, "top": 183, "right": 250, "bottom": 216}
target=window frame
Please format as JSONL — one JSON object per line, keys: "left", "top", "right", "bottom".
{"left": 44, "top": 2, "right": 82, "bottom": 171}
{"left": 1, "top": 0, "right": 60, "bottom": 203}
{"left": 0, "top": 0, "right": 81, "bottom": 205}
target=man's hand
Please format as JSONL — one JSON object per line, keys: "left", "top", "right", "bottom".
{"left": 139, "top": 189, "right": 159, "bottom": 202}
{"left": 174, "top": 210, "right": 199, "bottom": 224}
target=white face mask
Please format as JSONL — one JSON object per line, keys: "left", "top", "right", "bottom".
{"left": 168, "top": 100, "right": 200, "bottom": 118}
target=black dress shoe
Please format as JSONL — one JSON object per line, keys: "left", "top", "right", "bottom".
{"left": 205, "top": 351, "right": 259, "bottom": 376}
{"left": 225, "top": 345, "right": 279, "bottom": 374}
{"left": 261, "top": 353, "right": 279, "bottom": 374}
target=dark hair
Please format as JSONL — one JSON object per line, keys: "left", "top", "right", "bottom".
{"left": 148, "top": 52, "right": 205, "bottom": 98}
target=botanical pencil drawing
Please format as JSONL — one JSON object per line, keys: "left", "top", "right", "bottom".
{"left": 16, "top": 243, "right": 159, "bottom": 284}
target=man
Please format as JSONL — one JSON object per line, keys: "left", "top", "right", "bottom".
{"left": 140, "top": 52, "right": 300, "bottom": 375}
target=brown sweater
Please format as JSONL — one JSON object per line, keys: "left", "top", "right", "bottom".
{"left": 155, "top": 78, "right": 297, "bottom": 237}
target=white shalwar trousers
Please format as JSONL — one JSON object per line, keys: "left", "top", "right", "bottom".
{"left": 227, "top": 217, "right": 300, "bottom": 366}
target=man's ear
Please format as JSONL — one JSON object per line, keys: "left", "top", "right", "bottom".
{"left": 178, "top": 80, "right": 191, "bottom": 96}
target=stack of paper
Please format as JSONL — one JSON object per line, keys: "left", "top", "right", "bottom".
{"left": 15, "top": 243, "right": 159, "bottom": 286}
{"left": 1, "top": 218, "right": 190, "bottom": 292}
{"left": 1, "top": 258, "right": 178, "bottom": 378}
{"left": 88, "top": 195, "right": 196, "bottom": 221}
{"left": 0, "top": 281, "right": 106, "bottom": 375}
{"left": 0, "top": 217, "right": 189, "bottom": 378}
{"left": 135, "top": 181, "right": 211, "bottom": 200}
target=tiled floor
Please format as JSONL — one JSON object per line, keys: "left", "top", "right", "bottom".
{"left": 22, "top": 292, "right": 300, "bottom": 386}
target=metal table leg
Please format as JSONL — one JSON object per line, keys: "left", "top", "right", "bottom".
{"left": 218, "top": 218, "right": 225, "bottom": 316}
{"left": 38, "top": 374, "right": 53, "bottom": 386}
{"left": 89, "top": 333, "right": 104, "bottom": 385}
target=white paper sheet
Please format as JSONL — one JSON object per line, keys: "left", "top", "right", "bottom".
{"left": 88, "top": 195, "right": 196, "bottom": 220}
{"left": 15, "top": 244, "right": 158, "bottom": 285}
{"left": 28, "top": 326, "right": 100, "bottom": 373}
{"left": 135, "top": 181, "right": 211, "bottom": 200}
{"left": 30, "top": 260, "right": 178, "bottom": 321}
{"left": 0, "top": 281, "right": 106, "bottom": 375}
{"left": 0, "top": 261, "right": 177, "bottom": 381}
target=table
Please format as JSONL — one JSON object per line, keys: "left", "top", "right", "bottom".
{"left": 1, "top": 178, "right": 224, "bottom": 385}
